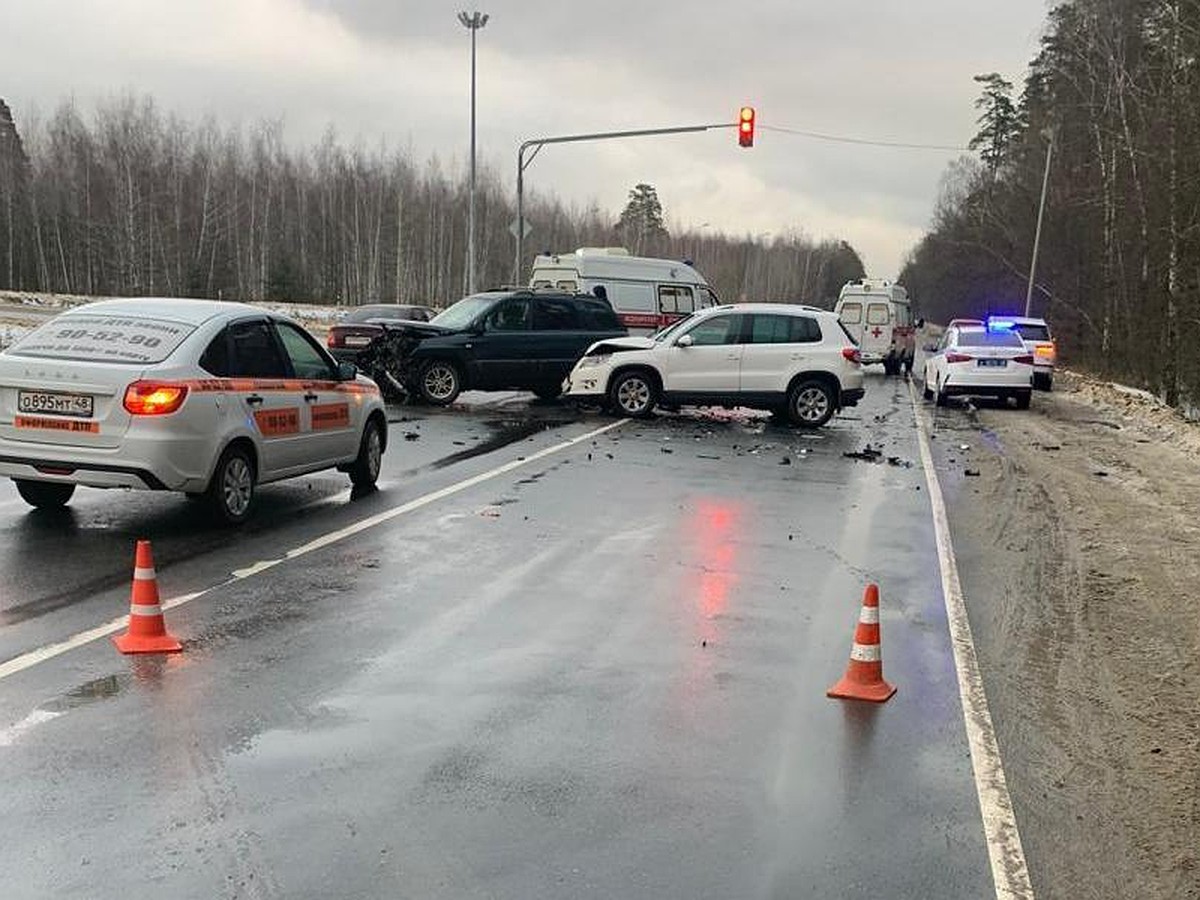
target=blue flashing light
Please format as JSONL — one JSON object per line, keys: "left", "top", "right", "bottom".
{"left": 987, "top": 318, "right": 1016, "bottom": 333}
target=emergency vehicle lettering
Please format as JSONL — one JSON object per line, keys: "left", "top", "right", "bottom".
{"left": 15, "top": 415, "right": 100, "bottom": 434}
{"left": 619, "top": 312, "right": 683, "bottom": 329}
{"left": 310, "top": 403, "right": 351, "bottom": 430}
{"left": 254, "top": 408, "right": 301, "bottom": 437}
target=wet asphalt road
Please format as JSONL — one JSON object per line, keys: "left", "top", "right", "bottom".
{"left": 0, "top": 376, "right": 994, "bottom": 899}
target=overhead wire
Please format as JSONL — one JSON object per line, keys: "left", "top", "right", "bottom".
{"left": 759, "top": 124, "right": 969, "bottom": 152}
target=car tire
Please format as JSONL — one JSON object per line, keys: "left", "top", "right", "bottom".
{"left": 608, "top": 370, "right": 659, "bottom": 418}
{"left": 532, "top": 384, "right": 562, "bottom": 401}
{"left": 348, "top": 418, "right": 384, "bottom": 488}
{"left": 1033, "top": 372, "right": 1053, "bottom": 391}
{"left": 418, "top": 360, "right": 462, "bottom": 406}
{"left": 14, "top": 479, "right": 75, "bottom": 509}
{"left": 1015, "top": 390, "right": 1032, "bottom": 410}
{"left": 787, "top": 379, "right": 836, "bottom": 428}
{"left": 206, "top": 444, "right": 256, "bottom": 526}
{"left": 935, "top": 380, "right": 949, "bottom": 406}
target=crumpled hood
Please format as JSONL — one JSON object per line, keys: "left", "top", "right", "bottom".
{"left": 587, "top": 336, "right": 657, "bottom": 354}
{"left": 380, "top": 321, "right": 457, "bottom": 339}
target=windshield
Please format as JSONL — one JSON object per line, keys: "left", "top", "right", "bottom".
{"left": 653, "top": 313, "right": 697, "bottom": 342}
{"left": 430, "top": 296, "right": 495, "bottom": 331}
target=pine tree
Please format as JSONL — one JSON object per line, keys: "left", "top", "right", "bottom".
{"left": 616, "top": 183, "right": 669, "bottom": 255}
{"left": 968, "top": 73, "right": 1019, "bottom": 179}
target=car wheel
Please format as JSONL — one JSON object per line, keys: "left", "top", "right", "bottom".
{"left": 1015, "top": 390, "right": 1032, "bottom": 410}
{"left": 532, "top": 384, "right": 562, "bottom": 401}
{"left": 418, "top": 360, "right": 462, "bottom": 406}
{"left": 206, "top": 444, "right": 256, "bottom": 525}
{"left": 1033, "top": 372, "right": 1053, "bottom": 391}
{"left": 348, "top": 418, "right": 384, "bottom": 488}
{"left": 935, "top": 379, "right": 948, "bottom": 407}
{"left": 787, "top": 379, "right": 836, "bottom": 428}
{"left": 608, "top": 370, "right": 659, "bottom": 417}
{"left": 14, "top": 479, "right": 75, "bottom": 509}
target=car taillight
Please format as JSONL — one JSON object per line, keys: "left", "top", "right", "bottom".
{"left": 945, "top": 352, "right": 973, "bottom": 363}
{"left": 124, "top": 381, "right": 188, "bottom": 416}
{"left": 841, "top": 347, "right": 861, "bottom": 364}
{"left": 1013, "top": 354, "right": 1035, "bottom": 365}
{"left": 1034, "top": 342, "right": 1055, "bottom": 359}
{"left": 327, "top": 332, "right": 341, "bottom": 348}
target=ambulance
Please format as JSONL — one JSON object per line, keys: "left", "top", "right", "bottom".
{"left": 529, "top": 247, "right": 719, "bottom": 332}
{"left": 834, "top": 279, "right": 916, "bottom": 375}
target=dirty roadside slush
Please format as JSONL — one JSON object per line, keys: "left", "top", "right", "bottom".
{"left": 928, "top": 372, "right": 1200, "bottom": 900}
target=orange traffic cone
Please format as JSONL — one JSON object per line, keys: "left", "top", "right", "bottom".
{"left": 113, "top": 540, "right": 182, "bottom": 654}
{"left": 827, "top": 583, "right": 895, "bottom": 702}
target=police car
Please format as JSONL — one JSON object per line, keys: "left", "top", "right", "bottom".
{"left": 0, "top": 299, "right": 388, "bottom": 523}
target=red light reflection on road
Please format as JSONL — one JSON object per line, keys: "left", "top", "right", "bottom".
{"left": 694, "top": 501, "right": 740, "bottom": 635}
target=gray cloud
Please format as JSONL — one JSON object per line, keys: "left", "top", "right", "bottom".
{"left": 3, "top": 0, "right": 1049, "bottom": 276}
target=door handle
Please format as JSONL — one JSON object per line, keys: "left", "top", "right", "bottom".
{"left": 303, "top": 392, "right": 319, "bottom": 402}
{"left": 246, "top": 395, "right": 264, "bottom": 406}
{"left": 790, "top": 354, "right": 805, "bottom": 361}
{"left": 727, "top": 353, "right": 740, "bottom": 361}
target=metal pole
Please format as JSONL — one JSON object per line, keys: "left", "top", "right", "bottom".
{"left": 512, "top": 122, "right": 734, "bottom": 284}
{"left": 1024, "top": 129, "right": 1054, "bottom": 317}
{"left": 458, "top": 11, "right": 488, "bottom": 295}
{"left": 468, "top": 24, "right": 476, "bottom": 295}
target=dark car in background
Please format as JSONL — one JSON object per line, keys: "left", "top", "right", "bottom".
{"left": 327, "top": 304, "right": 439, "bottom": 363}
{"left": 374, "top": 290, "right": 626, "bottom": 405}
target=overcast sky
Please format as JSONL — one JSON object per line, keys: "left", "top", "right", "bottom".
{"left": 4, "top": 0, "right": 1049, "bottom": 277}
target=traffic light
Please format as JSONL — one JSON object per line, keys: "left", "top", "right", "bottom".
{"left": 738, "top": 106, "right": 755, "bottom": 148}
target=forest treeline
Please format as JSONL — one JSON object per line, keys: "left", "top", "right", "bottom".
{"left": 0, "top": 95, "right": 864, "bottom": 312}
{"left": 901, "top": 0, "right": 1200, "bottom": 411}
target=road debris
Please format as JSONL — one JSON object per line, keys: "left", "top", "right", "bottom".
{"left": 964, "top": 468, "right": 981, "bottom": 477}
{"left": 843, "top": 445, "right": 883, "bottom": 462}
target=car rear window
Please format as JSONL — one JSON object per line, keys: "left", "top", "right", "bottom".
{"left": 839, "top": 301, "right": 863, "bottom": 324}
{"left": 957, "top": 329, "right": 1024, "bottom": 348}
{"left": 866, "top": 303, "right": 890, "bottom": 325}
{"left": 8, "top": 314, "right": 195, "bottom": 364}
{"left": 1012, "top": 323, "right": 1051, "bottom": 341}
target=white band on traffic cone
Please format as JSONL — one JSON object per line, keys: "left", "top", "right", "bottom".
{"left": 133, "top": 567, "right": 156, "bottom": 581}
{"left": 129, "top": 604, "right": 164, "bottom": 617}
{"left": 850, "top": 643, "right": 882, "bottom": 662}
{"left": 858, "top": 606, "right": 879, "bottom": 624}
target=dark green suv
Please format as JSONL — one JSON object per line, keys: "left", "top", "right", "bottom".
{"left": 392, "top": 290, "right": 626, "bottom": 405}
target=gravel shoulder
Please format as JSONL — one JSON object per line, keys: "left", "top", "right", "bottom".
{"left": 932, "top": 371, "right": 1200, "bottom": 900}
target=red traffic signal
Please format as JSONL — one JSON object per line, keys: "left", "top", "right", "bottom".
{"left": 738, "top": 106, "right": 755, "bottom": 148}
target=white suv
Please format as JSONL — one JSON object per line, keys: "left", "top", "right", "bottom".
{"left": 564, "top": 304, "right": 865, "bottom": 427}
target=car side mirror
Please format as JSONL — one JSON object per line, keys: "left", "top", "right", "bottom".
{"left": 337, "top": 361, "right": 358, "bottom": 381}
{"left": 676, "top": 334, "right": 694, "bottom": 348}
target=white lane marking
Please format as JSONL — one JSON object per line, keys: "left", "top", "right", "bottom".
{"left": 908, "top": 381, "right": 1035, "bottom": 899}
{"left": 0, "top": 708, "right": 63, "bottom": 747}
{"left": 0, "top": 419, "right": 629, "bottom": 684}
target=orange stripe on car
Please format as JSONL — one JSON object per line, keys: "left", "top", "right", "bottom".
{"left": 179, "top": 378, "right": 380, "bottom": 396}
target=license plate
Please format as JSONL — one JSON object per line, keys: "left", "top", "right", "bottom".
{"left": 977, "top": 358, "right": 1007, "bottom": 368}
{"left": 343, "top": 336, "right": 372, "bottom": 347}
{"left": 17, "top": 390, "right": 94, "bottom": 418}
